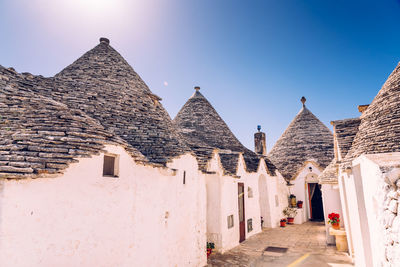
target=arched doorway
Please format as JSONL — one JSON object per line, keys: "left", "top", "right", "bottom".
{"left": 308, "top": 183, "right": 324, "bottom": 221}
{"left": 258, "top": 175, "right": 271, "bottom": 227}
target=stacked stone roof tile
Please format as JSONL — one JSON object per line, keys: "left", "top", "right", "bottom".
{"left": 219, "top": 153, "right": 240, "bottom": 176}
{"left": 332, "top": 118, "right": 361, "bottom": 160}
{"left": 318, "top": 159, "right": 338, "bottom": 184}
{"left": 319, "top": 118, "right": 360, "bottom": 184}
{"left": 345, "top": 62, "right": 400, "bottom": 162}
{"left": 173, "top": 89, "right": 276, "bottom": 175}
{"left": 18, "top": 39, "right": 191, "bottom": 165}
{"left": 0, "top": 66, "right": 147, "bottom": 179}
{"left": 268, "top": 105, "right": 334, "bottom": 181}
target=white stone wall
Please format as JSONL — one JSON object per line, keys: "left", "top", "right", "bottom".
{"left": 258, "top": 174, "right": 271, "bottom": 227}
{"left": 340, "top": 170, "right": 368, "bottom": 267}
{"left": 377, "top": 168, "right": 400, "bottom": 267}
{"left": 291, "top": 162, "right": 322, "bottom": 221}
{"left": 205, "top": 173, "right": 223, "bottom": 248}
{"left": 0, "top": 145, "right": 206, "bottom": 267}
{"left": 206, "top": 157, "right": 263, "bottom": 253}
{"left": 268, "top": 172, "right": 290, "bottom": 227}
{"left": 353, "top": 155, "right": 400, "bottom": 267}
{"left": 204, "top": 154, "right": 289, "bottom": 253}
{"left": 321, "top": 184, "right": 343, "bottom": 245}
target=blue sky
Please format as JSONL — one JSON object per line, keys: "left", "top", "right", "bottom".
{"left": 1, "top": 0, "right": 400, "bottom": 151}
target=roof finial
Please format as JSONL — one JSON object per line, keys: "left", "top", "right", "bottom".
{"left": 257, "top": 125, "right": 261, "bottom": 132}
{"left": 99, "top": 37, "right": 110, "bottom": 45}
{"left": 194, "top": 86, "right": 200, "bottom": 91}
{"left": 301, "top": 96, "right": 306, "bottom": 107}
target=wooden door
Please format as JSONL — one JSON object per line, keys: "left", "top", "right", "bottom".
{"left": 238, "top": 183, "right": 246, "bottom": 242}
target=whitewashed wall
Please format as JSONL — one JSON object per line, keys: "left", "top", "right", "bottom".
{"left": 337, "top": 172, "right": 354, "bottom": 258}
{"left": 291, "top": 162, "right": 322, "bottom": 221}
{"left": 0, "top": 145, "right": 206, "bottom": 267}
{"left": 321, "top": 184, "right": 343, "bottom": 244}
{"left": 352, "top": 154, "right": 400, "bottom": 267}
{"left": 258, "top": 174, "right": 271, "bottom": 227}
{"left": 337, "top": 153, "right": 400, "bottom": 267}
{"left": 204, "top": 154, "right": 288, "bottom": 253}
{"left": 267, "top": 172, "right": 290, "bottom": 227}
{"left": 205, "top": 155, "right": 263, "bottom": 253}
{"left": 340, "top": 167, "right": 369, "bottom": 267}
{"left": 205, "top": 172, "right": 222, "bottom": 249}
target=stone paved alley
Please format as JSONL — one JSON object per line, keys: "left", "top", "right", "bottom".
{"left": 207, "top": 222, "right": 353, "bottom": 267}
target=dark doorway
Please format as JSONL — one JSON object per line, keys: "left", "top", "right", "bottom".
{"left": 308, "top": 183, "right": 324, "bottom": 221}
{"left": 238, "top": 183, "right": 246, "bottom": 242}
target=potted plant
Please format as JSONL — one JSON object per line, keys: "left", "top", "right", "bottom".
{"left": 283, "top": 206, "right": 298, "bottom": 224}
{"left": 289, "top": 194, "right": 297, "bottom": 208}
{"left": 280, "top": 218, "right": 287, "bottom": 227}
{"left": 297, "top": 200, "right": 303, "bottom": 209}
{"left": 328, "top": 213, "right": 340, "bottom": 230}
{"left": 206, "top": 242, "right": 215, "bottom": 258}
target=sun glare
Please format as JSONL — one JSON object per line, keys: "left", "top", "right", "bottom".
{"left": 78, "top": 0, "right": 115, "bottom": 13}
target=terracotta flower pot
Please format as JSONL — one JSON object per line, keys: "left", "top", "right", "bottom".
{"left": 280, "top": 221, "right": 286, "bottom": 227}
{"left": 332, "top": 223, "right": 340, "bottom": 230}
{"left": 287, "top": 217, "right": 294, "bottom": 224}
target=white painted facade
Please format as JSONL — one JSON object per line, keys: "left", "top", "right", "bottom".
{"left": 0, "top": 145, "right": 207, "bottom": 267}
{"left": 0, "top": 145, "right": 291, "bottom": 265}
{"left": 321, "top": 184, "right": 343, "bottom": 244}
{"left": 205, "top": 152, "right": 289, "bottom": 253}
{"left": 290, "top": 161, "right": 323, "bottom": 223}
{"left": 337, "top": 153, "right": 400, "bottom": 267}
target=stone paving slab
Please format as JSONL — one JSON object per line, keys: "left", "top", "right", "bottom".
{"left": 207, "top": 221, "right": 353, "bottom": 267}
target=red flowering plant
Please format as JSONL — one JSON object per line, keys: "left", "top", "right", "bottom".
{"left": 328, "top": 213, "right": 340, "bottom": 225}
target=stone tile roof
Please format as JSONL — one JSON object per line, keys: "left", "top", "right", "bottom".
{"left": 319, "top": 118, "right": 360, "bottom": 184}
{"left": 318, "top": 159, "right": 338, "bottom": 184}
{"left": 331, "top": 118, "right": 360, "bottom": 160}
{"left": 22, "top": 38, "right": 191, "bottom": 165}
{"left": 173, "top": 89, "right": 276, "bottom": 175}
{"left": 268, "top": 104, "right": 334, "bottom": 181}
{"left": 219, "top": 153, "right": 240, "bottom": 176}
{"left": 0, "top": 66, "right": 147, "bottom": 179}
{"left": 345, "top": 62, "right": 400, "bottom": 162}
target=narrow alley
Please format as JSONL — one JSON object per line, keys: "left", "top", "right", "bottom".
{"left": 207, "top": 222, "right": 353, "bottom": 267}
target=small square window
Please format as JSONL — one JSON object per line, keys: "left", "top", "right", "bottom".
{"left": 103, "top": 154, "right": 119, "bottom": 177}
{"left": 227, "top": 215, "right": 234, "bottom": 229}
{"left": 247, "top": 218, "right": 253, "bottom": 232}
{"left": 248, "top": 187, "right": 253, "bottom": 198}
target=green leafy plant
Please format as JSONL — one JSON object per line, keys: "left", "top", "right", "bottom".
{"left": 283, "top": 206, "right": 298, "bottom": 218}
{"left": 328, "top": 213, "right": 340, "bottom": 224}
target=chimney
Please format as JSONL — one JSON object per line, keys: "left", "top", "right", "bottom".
{"left": 99, "top": 37, "right": 110, "bottom": 45}
{"left": 358, "top": 104, "right": 369, "bottom": 114}
{"left": 254, "top": 125, "right": 267, "bottom": 156}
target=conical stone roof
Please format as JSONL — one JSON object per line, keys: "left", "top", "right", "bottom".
{"left": 173, "top": 88, "right": 276, "bottom": 174}
{"left": 345, "top": 62, "right": 400, "bottom": 161}
{"left": 50, "top": 38, "right": 190, "bottom": 165}
{"left": 268, "top": 100, "right": 334, "bottom": 180}
{"left": 0, "top": 66, "right": 147, "bottom": 179}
